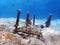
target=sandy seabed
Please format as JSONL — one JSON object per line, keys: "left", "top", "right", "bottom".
{"left": 0, "top": 18, "right": 60, "bottom": 45}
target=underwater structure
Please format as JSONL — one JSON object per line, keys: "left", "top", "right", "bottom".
{"left": 13, "top": 9, "right": 21, "bottom": 33}
{"left": 45, "top": 13, "right": 52, "bottom": 27}
{"left": 33, "top": 15, "right": 35, "bottom": 26}
{"left": 25, "top": 12, "right": 32, "bottom": 26}
{"left": 13, "top": 9, "right": 52, "bottom": 43}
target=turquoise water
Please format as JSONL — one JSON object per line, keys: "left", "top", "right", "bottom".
{"left": 0, "top": 0, "right": 60, "bottom": 19}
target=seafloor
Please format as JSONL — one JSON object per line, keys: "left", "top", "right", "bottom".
{"left": 0, "top": 18, "right": 60, "bottom": 45}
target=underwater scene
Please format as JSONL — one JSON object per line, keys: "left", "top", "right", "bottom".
{"left": 0, "top": 0, "right": 60, "bottom": 45}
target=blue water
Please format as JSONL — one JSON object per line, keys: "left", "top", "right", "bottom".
{"left": 0, "top": 0, "right": 60, "bottom": 19}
